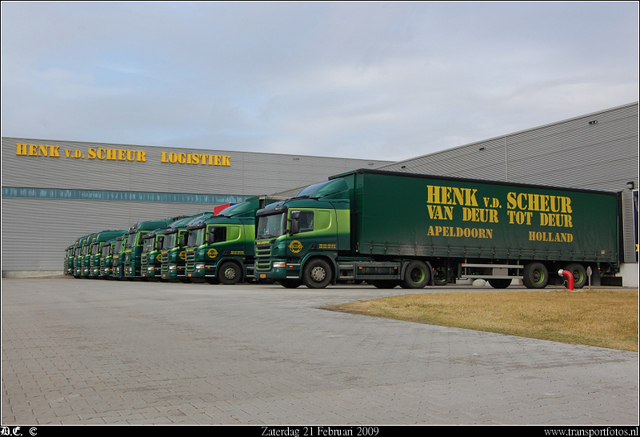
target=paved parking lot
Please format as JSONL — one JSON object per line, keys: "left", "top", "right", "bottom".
{"left": 2, "top": 276, "right": 638, "bottom": 425}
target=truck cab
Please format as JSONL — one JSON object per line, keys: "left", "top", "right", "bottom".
{"left": 141, "top": 229, "right": 165, "bottom": 281}
{"left": 185, "top": 197, "right": 281, "bottom": 284}
{"left": 124, "top": 217, "right": 186, "bottom": 279}
{"left": 154, "top": 213, "right": 215, "bottom": 282}
{"left": 254, "top": 180, "right": 351, "bottom": 288}
{"left": 99, "top": 239, "right": 117, "bottom": 278}
{"left": 112, "top": 235, "right": 128, "bottom": 279}
{"left": 89, "top": 230, "right": 127, "bottom": 278}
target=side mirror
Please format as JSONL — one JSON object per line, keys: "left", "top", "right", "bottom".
{"left": 289, "top": 211, "right": 300, "bottom": 235}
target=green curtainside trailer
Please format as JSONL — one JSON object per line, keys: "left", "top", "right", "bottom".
{"left": 254, "top": 169, "right": 620, "bottom": 289}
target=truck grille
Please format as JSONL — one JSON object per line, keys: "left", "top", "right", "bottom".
{"left": 255, "top": 242, "right": 272, "bottom": 270}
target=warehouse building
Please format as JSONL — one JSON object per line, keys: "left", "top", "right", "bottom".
{"left": 2, "top": 102, "right": 638, "bottom": 284}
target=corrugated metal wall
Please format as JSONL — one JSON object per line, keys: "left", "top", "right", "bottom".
{"left": 381, "top": 102, "right": 639, "bottom": 263}
{"left": 1, "top": 138, "right": 391, "bottom": 273}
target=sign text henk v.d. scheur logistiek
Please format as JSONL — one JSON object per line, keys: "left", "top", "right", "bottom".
{"left": 15, "top": 143, "right": 231, "bottom": 167}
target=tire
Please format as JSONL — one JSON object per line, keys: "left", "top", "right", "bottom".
{"left": 522, "top": 262, "right": 548, "bottom": 289}
{"left": 564, "top": 263, "right": 587, "bottom": 289}
{"left": 218, "top": 261, "right": 242, "bottom": 285}
{"left": 488, "top": 279, "right": 512, "bottom": 289}
{"left": 302, "top": 258, "right": 333, "bottom": 289}
{"left": 370, "top": 280, "right": 400, "bottom": 289}
{"left": 432, "top": 266, "right": 449, "bottom": 286}
{"left": 278, "top": 279, "right": 301, "bottom": 288}
{"left": 401, "top": 260, "right": 430, "bottom": 289}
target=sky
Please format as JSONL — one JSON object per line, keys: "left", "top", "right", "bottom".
{"left": 1, "top": 2, "right": 638, "bottom": 162}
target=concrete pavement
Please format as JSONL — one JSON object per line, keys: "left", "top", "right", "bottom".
{"left": 2, "top": 277, "right": 638, "bottom": 425}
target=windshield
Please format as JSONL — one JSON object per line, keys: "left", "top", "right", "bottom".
{"left": 188, "top": 229, "right": 204, "bottom": 247}
{"left": 101, "top": 244, "right": 111, "bottom": 257}
{"left": 163, "top": 233, "right": 177, "bottom": 250}
{"left": 125, "top": 232, "right": 137, "bottom": 249}
{"left": 256, "top": 213, "right": 286, "bottom": 240}
{"left": 142, "top": 237, "right": 156, "bottom": 253}
{"left": 91, "top": 244, "right": 100, "bottom": 256}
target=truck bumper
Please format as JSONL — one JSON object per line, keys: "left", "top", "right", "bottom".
{"left": 142, "top": 266, "right": 161, "bottom": 278}
{"left": 187, "top": 263, "right": 217, "bottom": 280}
{"left": 162, "top": 265, "right": 187, "bottom": 280}
{"left": 256, "top": 260, "right": 300, "bottom": 280}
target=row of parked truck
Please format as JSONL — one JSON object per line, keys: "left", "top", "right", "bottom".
{"left": 64, "top": 169, "right": 623, "bottom": 289}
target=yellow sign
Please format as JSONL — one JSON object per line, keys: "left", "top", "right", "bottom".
{"left": 207, "top": 248, "right": 218, "bottom": 258}
{"left": 15, "top": 143, "right": 230, "bottom": 167}
{"left": 289, "top": 240, "right": 303, "bottom": 253}
{"left": 161, "top": 152, "right": 230, "bottom": 166}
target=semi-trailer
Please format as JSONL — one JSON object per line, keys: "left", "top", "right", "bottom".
{"left": 184, "top": 196, "right": 282, "bottom": 284}
{"left": 123, "top": 217, "right": 188, "bottom": 279}
{"left": 254, "top": 169, "right": 620, "bottom": 289}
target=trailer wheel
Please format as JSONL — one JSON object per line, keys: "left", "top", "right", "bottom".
{"left": 219, "top": 261, "right": 242, "bottom": 285}
{"left": 564, "top": 263, "right": 587, "bottom": 289}
{"left": 401, "top": 260, "right": 430, "bottom": 289}
{"left": 302, "top": 258, "right": 332, "bottom": 289}
{"left": 488, "top": 279, "right": 512, "bottom": 289}
{"left": 432, "top": 266, "right": 449, "bottom": 286}
{"left": 523, "top": 262, "right": 548, "bottom": 289}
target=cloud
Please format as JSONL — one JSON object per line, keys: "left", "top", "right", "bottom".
{"left": 1, "top": 2, "right": 637, "bottom": 161}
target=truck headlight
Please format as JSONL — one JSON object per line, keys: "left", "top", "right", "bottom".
{"left": 273, "top": 262, "right": 286, "bottom": 268}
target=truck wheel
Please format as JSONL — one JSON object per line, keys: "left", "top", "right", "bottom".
{"left": 302, "top": 258, "right": 332, "bottom": 289}
{"left": 488, "top": 279, "right": 512, "bottom": 289}
{"left": 564, "top": 263, "right": 587, "bottom": 289}
{"left": 218, "top": 261, "right": 242, "bottom": 285}
{"left": 523, "top": 262, "right": 548, "bottom": 289}
{"left": 278, "top": 279, "right": 301, "bottom": 288}
{"left": 401, "top": 260, "right": 430, "bottom": 289}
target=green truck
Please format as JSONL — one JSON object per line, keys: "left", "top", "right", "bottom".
{"left": 89, "top": 230, "right": 127, "bottom": 278}
{"left": 111, "top": 234, "right": 128, "bottom": 279}
{"left": 254, "top": 169, "right": 620, "bottom": 289}
{"left": 99, "top": 239, "right": 118, "bottom": 278}
{"left": 71, "top": 235, "right": 90, "bottom": 277}
{"left": 185, "top": 196, "right": 281, "bottom": 284}
{"left": 77, "top": 233, "right": 97, "bottom": 278}
{"left": 140, "top": 228, "right": 166, "bottom": 281}
{"left": 64, "top": 241, "right": 78, "bottom": 276}
{"left": 160, "top": 212, "right": 215, "bottom": 282}
{"left": 123, "top": 217, "right": 188, "bottom": 279}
